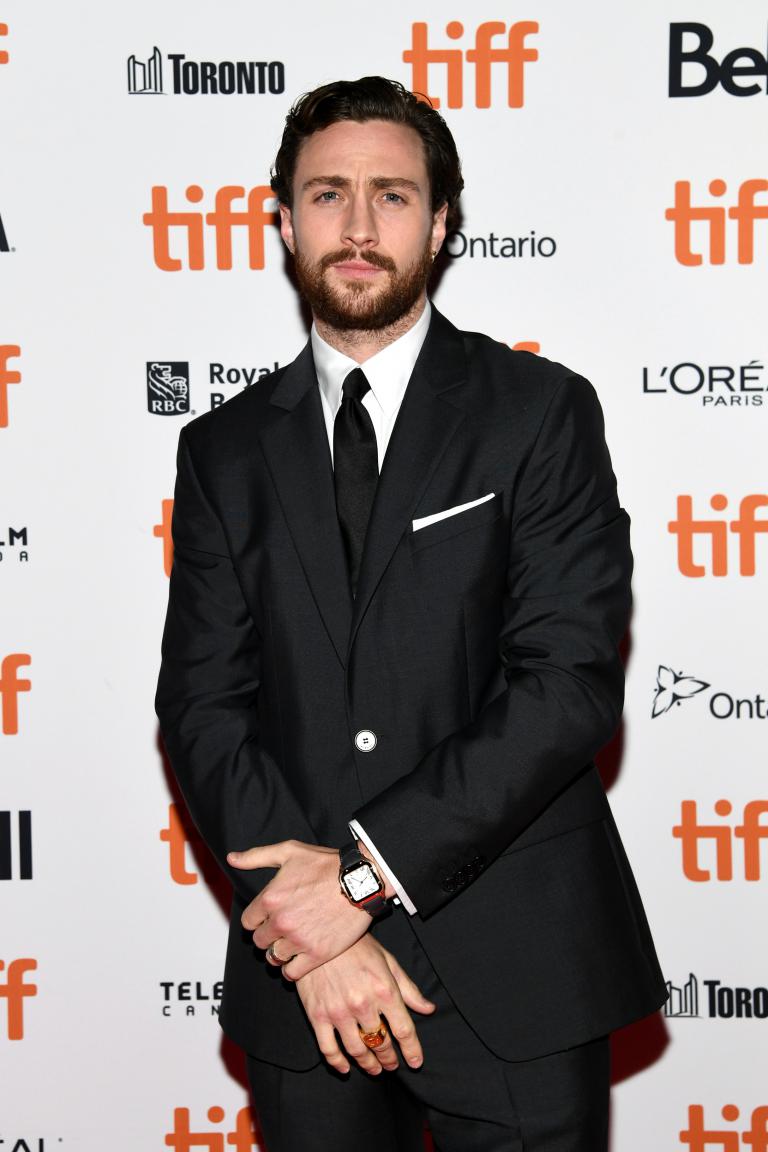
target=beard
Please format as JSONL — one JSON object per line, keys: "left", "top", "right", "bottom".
{"left": 293, "top": 236, "right": 434, "bottom": 332}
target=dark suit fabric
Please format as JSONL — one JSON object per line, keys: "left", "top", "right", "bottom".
{"left": 156, "top": 308, "right": 666, "bottom": 1073}
{"left": 247, "top": 910, "right": 610, "bottom": 1152}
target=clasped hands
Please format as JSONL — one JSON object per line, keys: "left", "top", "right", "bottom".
{"left": 228, "top": 839, "right": 435, "bottom": 1075}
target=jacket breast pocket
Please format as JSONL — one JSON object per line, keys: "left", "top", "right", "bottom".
{"left": 409, "top": 490, "right": 504, "bottom": 553}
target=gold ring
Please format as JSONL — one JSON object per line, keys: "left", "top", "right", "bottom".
{"left": 359, "top": 1023, "right": 388, "bottom": 1050}
{"left": 266, "top": 942, "right": 288, "bottom": 965}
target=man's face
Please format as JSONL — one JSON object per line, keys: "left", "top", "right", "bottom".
{"left": 280, "top": 119, "right": 447, "bottom": 330}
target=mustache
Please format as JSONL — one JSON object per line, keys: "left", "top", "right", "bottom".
{"left": 319, "top": 248, "right": 397, "bottom": 274}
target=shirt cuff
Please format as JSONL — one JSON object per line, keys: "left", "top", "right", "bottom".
{"left": 348, "top": 819, "right": 417, "bottom": 915}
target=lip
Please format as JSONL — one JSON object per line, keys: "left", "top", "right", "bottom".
{"left": 331, "top": 261, "right": 384, "bottom": 279}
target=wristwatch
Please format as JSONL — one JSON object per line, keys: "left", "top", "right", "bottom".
{"left": 338, "top": 841, "right": 388, "bottom": 916}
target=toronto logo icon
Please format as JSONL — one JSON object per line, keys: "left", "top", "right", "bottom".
{"left": 127, "top": 47, "right": 163, "bottom": 94}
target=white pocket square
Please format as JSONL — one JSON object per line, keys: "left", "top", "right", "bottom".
{"left": 412, "top": 492, "right": 496, "bottom": 532}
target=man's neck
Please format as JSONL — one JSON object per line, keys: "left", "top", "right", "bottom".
{"left": 312, "top": 296, "right": 428, "bottom": 364}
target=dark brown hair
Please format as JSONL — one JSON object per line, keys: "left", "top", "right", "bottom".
{"left": 271, "top": 76, "right": 463, "bottom": 229}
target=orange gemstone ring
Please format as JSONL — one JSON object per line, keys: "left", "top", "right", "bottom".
{"left": 359, "top": 1023, "right": 388, "bottom": 1050}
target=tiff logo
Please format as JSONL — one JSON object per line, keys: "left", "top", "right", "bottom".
{"left": 128, "top": 46, "right": 163, "bottom": 93}
{"left": 143, "top": 185, "right": 277, "bottom": 271}
{"left": 0, "top": 21, "right": 8, "bottom": 64}
{"left": 154, "top": 499, "right": 174, "bottom": 576}
{"left": 668, "top": 494, "right": 768, "bottom": 577}
{"left": 160, "top": 803, "right": 199, "bottom": 885}
{"left": 0, "top": 958, "right": 37, "bottom": 1040}
{"left": 0, "top": 654, "right": 31, "bottom": 735}
{"left": 165, "top": 1106, "right": 260, "bottom": 1151}
{"left": 666, "top": 972, "right": 699, "bottom": 1018}
{"left": 0, "top": 811, "right": 32, "bottom": 880}
{"left": 0, "top": 345, "right": 21, "bottom": 427}
{"left": 673, "top": 800, "right": 768, "bottom": 881}
{"left": 681, "top": 1105, "right": 768, "bottom": 1151}
{"left": 403, "top": 20, "right": 538, "bottom": 108}
{"left": 666, "top": 179, "right": 768, "bottom": 265}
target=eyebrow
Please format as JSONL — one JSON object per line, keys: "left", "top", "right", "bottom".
{"left": 301, "top": 175, "right": 423, "bottom": 195}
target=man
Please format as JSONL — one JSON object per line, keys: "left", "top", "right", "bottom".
{"left": 156, "top": 76, "right": 666, "bottom": 1152}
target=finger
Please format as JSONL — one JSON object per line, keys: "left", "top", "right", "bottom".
{"left": 265, "top": 940, "right": 294, "bottom": 968}
{"left": 384, "top": 954, "right": 436, "bottom": 1015}
{"left": 227, "top": 845, "right": 286, "bottom": 870}
{"left": 382, "top": 1003, "right": 424, "bottom": 1069}
{"left": 314, "top": 1022, "right": 350, "bottom": 1076}
{"left": 357, "top": 1012, "right": 399, "bottom": 1072}
{"left": 338, "top": 1022, "right": 383, "bottom": 1076}
{"left": 281, "top": 951, "right": 318, "bottom": 982}
{"left": 252, "top": 920, "right": 283, "bottom": 949}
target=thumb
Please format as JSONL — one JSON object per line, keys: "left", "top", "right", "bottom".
{"left": 384, "top": 953, "right": 436, "bottom": 1015}
{"left": 227, "top": 844, "right": 284, "bottom": 870}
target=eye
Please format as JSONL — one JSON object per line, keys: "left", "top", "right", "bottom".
{"left": 316, "top": 190, "right": 340, "bottom": 203}
{"left": 382, "top": 192, "right": 405, "bottom": 204}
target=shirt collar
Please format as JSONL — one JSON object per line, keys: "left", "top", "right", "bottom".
{"left": 311, "top": 300, "right": 432, "bottom": 418}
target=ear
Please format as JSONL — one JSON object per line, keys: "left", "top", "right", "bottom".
{"left": 279, "top": 204, "right": 295, "bottom": 254}
{"left": 431, "top": 202, "right": 448, "bottom": 257}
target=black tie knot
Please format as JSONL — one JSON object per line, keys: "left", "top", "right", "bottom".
{"left": 342, "top": 367, "right": 371, "bottom": 403}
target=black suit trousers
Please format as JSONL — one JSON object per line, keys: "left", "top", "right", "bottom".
{"left": 247, "top": 911, "right": 610, "bottom": 1152}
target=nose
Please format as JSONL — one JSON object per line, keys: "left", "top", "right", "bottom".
{"left": 341, "top": 192, "right": 379, "bottom": 250}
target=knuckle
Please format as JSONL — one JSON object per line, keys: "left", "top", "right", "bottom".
{"left": 391, "top": 1023, "right": 415, "bottom": 1041}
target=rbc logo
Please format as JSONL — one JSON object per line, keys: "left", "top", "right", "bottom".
{"left": 403, "top": 21, "right": 538, "bottom": 108}
{"left": 147, "top": 362, "right": 190, "bottom": 415}
{"left": 143, "top": 185, "right": 277, "bottom": 271}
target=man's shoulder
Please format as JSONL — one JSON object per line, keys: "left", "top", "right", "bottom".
{"left": 179, "top": 356, "right": 297, "bottom": 456}
{"left": 448, "top": 320, "right": 590, "bottom": 415}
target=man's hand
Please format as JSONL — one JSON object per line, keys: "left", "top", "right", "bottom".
{"left": 296, "top": 934, "right": 436, "bottom": 1076}
{"left": 227, "top": 840, "right": 372, "bottom": 981}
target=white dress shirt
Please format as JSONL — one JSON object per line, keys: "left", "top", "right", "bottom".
{"left": 310, "top": 301, "right": 432, "bottom": 915}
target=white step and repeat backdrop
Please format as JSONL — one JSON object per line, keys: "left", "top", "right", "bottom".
{"left": 2, "top": 1, "right": 766, "bottom": 1148}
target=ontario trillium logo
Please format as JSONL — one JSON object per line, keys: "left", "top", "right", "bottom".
{"left": 652, "top": 666, "right": 710, "bottom": 718}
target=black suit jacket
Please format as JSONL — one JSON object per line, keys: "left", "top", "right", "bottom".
{"left": 156, "top": 308, "right": 666, "bottom": 1069}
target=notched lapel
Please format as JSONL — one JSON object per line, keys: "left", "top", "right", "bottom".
{"left": 350, "top": 310, "right": 469, "bottom": 650}
{"left": 257, "top": 344, "right": 352, "bottom": 668}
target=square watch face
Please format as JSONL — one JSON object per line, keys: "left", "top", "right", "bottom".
{"left": 344, "top": 864, "right": 380, "bottom": 901}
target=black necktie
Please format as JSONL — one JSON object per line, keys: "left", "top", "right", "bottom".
{"left": 333, "top": 368, "right": 378, "bottom": 595}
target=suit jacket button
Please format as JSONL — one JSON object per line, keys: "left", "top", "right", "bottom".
{"left": 442, "top": 877, "right": 457, "bottom": 894}
{"left": 354, "top": 729, "right": 377, "bottom": 752}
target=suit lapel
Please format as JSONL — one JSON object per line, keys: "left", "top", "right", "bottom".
{"left": 350, "top": 309, "right": 469, "bottom": 651}
{"left": 257, "top": 343, "right": 352, "bottom": 668}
